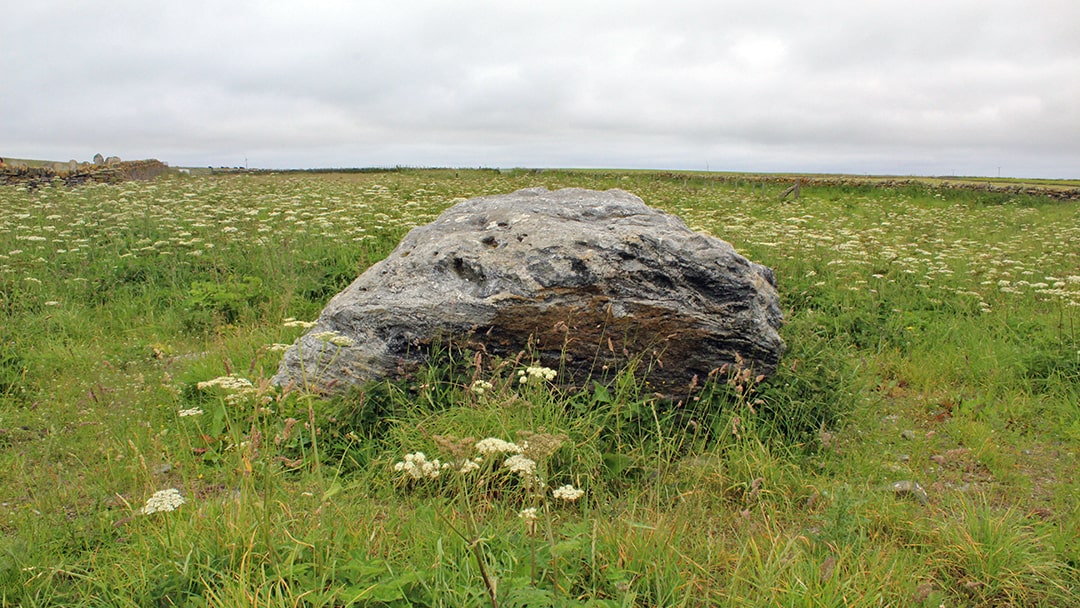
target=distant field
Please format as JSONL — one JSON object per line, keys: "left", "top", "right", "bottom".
{"left": 5, "top": 156, "right": 1080, "bottom": 189}
{"left": 1, "top": 169, "right": 1078, "bottom": 606}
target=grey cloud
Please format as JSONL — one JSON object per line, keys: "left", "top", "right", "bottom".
{"left": 2, "top": 0, "right": 1077, "bottom": 177}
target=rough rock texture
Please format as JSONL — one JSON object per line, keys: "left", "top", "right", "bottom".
{"left": 273, "top": 187, "right": 785, "bottom": 398}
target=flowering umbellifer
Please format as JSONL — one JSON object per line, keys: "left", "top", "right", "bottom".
{"left": 517, "top": 365, "right": 557, "bottom": 384}
{"left": 393, "top": 452, "right": 446, "bottom": 480}
{"left": 142, "top": 488, "right": 185, "bottom": 514}
{"left": 475, "top": 437, "right": 522, "bottom": 455}
{"left": 552, "top": 484, "right": 584, "bottom": 502}
{"left": 196, "top": 375, "right": 253, "bottom": 391}
{"left": 503, "top": 453, "right": 537, "bottom": 477}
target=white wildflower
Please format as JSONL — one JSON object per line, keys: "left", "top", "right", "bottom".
{"left": 470, "top": 380, "right": 494, "bottom": 395}
{"left": 329, "top": 335, "right": 354, "bottom": 347}
{"left": 552, "top": 484, "right": 584, "bottom": 502}
{"left": 224, "top": 386, "right": 261, "bottom": 405}
{"left": 503, "top": 454, "right": 537, "bottom": 477}
{"left": 312, "top": 330, "right": 354, "bottom": 347}
{"left": 267, "top": 343, "right": 291, "bottom": 352}
{"left": 519, "top": 506, "right": 539, "bottom": 534}
{"left": 283, "top": 318, "right": 317, "bottom": 329}
{"left": 475, "top": 437, "right": 523, "bottom": 455}
{"left": 141, "top": 488, "right": 185, "bottom": 514}
{"left": 393, "top": 452, "right": 443, "bottom": 480}
{"left": 456, "top": 458, "right": 482, "bottom": 474}
{"left": 197, "top": 375, "right": 253, "bottom": 391}
{"left": 178, "top": 408, "right": 203, "bottom": 417}
{"left": 518, "top": 366, "right": 557, "bottom": 384}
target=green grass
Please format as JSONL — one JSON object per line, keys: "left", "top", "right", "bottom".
{"left": 1, "top": 169, "right": 1078, "bottom": 606}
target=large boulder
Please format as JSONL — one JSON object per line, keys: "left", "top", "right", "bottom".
{"left": 272, "top": 187, "right": 785, "bottom": 398}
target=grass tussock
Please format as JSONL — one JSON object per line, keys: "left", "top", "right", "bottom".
{"left": 1, "top": 169, "right": 1078, "bottom": 606}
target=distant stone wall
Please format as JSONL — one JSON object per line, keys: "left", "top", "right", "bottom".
{"left": 0, "top": 159, "right": 170, "bottom": 188}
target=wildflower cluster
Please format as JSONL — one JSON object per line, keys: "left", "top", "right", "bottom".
{"left": 312, "top": 330, "right": 355, "bottom": 347}
{"left": 196, "top": 374, "right": 266, "bottom": 406}
{"left": 552, "top": 484, "right": 585, "bottom": 502}
{"left": 519, "top": 506, "right": 539, "bottom": 534}
{"left": 393, "top": 452, "right": 446, "bottom": 480}
{"left": 470, "top": 379, "right": 494, "bottom": 395}
{"left": 475, "top": 437, "right": 522, "bottom": 455}
{"left": 392, "top": 434, "right": 581, "bottom": 503}
{"left": 141, "top": 488, "right": 185, "bottom": 514}
{"left": 518, "top": 365, "right": 557, "bottom": 384}
{"left": 503, "top": 453, "right": 538, "bottom": 477}
{"left": 283, "top": 318, "right": 317, "bottom": 329}
{"left": 196, "top": 375, "right": 253, "bottom": 391}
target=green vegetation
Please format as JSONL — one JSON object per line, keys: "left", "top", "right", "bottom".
{"left": 1, "top": 170, "right": 1078, "bottom": 606}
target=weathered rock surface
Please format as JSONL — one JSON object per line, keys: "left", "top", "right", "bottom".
{"left": 272, "top": 187, "right": 785, "bottom": 398}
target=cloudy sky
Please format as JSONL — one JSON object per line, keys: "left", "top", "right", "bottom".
{"left": 3, "top": 1, "right": 1079, "bottom": 178}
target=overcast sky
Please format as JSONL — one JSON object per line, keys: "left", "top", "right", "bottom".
{"left": 3, "top": 1, "right": 1079, "bottom": 178}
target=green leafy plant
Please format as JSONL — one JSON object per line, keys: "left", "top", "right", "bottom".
{"left": 184, "top": 275, "right": 267, "bottom": 329}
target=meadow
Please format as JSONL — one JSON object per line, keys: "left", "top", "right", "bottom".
{"left": 0, "top": 169, "right": 1078, "bottom": 606}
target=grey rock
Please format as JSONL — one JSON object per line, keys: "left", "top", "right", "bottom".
{"left": 900, "top": 429, "right": 917, "bottom": 440}
{"left": 272, "top": 187, "right": 785, "bottom": 398}
{"left": 890, "top": 480, "right": 929, "bottom": 505}
{"left": 93, "top": 153, "right": 104, "bottom": 165}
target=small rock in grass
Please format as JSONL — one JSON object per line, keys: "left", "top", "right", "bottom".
{"left": 900, "top": 429, "right": 917, "bottom": 441}
{"left": 891, "top": 480, "right": 929, "bottom": 505}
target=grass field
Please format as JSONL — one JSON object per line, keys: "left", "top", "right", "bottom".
{"left": 1, "top": 169, "right": 1078, "bottom": 606}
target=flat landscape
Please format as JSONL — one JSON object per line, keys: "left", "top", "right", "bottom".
{"left": 1, "top": 169, "right": 1078, "bottom": 606}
